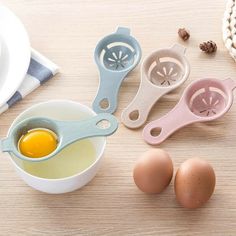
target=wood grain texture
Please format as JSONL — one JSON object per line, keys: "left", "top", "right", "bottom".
{"left": 0, "top": 0, "right": 235, "bottom": 235}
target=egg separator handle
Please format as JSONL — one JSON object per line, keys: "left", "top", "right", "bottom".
{"left": 142, "top": 102, "right": 198, "bottom": 145}
{"left": 92, "top": 27, "right": 132, "bottom": 114}
{"left": 0, "top": 138, "right": 12, "bottom": 152}
{"left": 59, "top": 113, "right": 118, "bottom": 148}
{"left": 171, "top": 43, "right": 187, "bottom": 54}
{"left": 121, "top": 81, "right": 168, "bottom": 129}
{"left": 92, "top": 71, "right": 128, "bottom": 114}
{"left": 223, "top": 78, "right": 236, "bottom": 92}
{"left": 115, "top": 27, "right": 131, "bottom": 35}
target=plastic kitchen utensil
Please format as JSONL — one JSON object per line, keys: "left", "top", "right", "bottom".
{"left": 143, "top": 78, "right": 236, "bottom": 145}
{"left": 121, "top": 44, "right": 190, "bottom": 129}
{"left": 7, "top": 100, "right": 109, "bottom": 194}
{"left": 1, "top": 113, "right": 118, "bottom": 162}
{"left": 92, "top": 27, "right": 142, "bottom": 114}
{"left": 0, "top": 6, "right": 31, "bottom": 107}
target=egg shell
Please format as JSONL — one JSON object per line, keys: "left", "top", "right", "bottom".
{"left": 133, "top": 149, "right": 173, "bottom": 194}
{"left": 174, "top": 158, "right": 216, "bottom": 209}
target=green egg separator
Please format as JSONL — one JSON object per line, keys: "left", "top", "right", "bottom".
{"left": 0, "top": 113, "right": 118, "bottom": 162}
{"left": 92, "top": 27, "right": 142, "bottom": 114}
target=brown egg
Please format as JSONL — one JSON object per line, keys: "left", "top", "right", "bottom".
{"left": 133, "top": 149, "right": 173, "bottom": 194}
{"left": 174, "top": 158, "right": 215, "bottom": 209}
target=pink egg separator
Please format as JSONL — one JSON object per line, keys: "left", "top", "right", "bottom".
{"left": 143, "top": 78, "right": 236, "bottom": 145}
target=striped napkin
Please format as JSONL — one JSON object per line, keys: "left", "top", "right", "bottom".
{"left": 0, "top": 49, "right": 59, "bottom": 114}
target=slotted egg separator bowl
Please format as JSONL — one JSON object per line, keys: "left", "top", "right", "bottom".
{"left": 121, "top": 44, "right": 190, "bottom": 129}
{"left": 92, "top": 27, "right": 141, "bottom": 114}
{"left": 1, "top": 113, "right": 118, "bottom": 162}
{"left": 143, "top": 78, "right": 236, "bottom": 145}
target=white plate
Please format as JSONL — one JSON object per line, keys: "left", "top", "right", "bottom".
{"left": 0, "top": 6, "right": 31, "bottom": 107}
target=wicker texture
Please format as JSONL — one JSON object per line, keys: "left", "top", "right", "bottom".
{"left": 223, "top": 0, "right": 236, "bottom": 60}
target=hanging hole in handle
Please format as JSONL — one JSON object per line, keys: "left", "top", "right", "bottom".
{"left": 99, "top": 98, "right": 110, "bottom": 110}
{"left": 129, "top": 110, "right": 139, "bottom": 121}
{"left": 96, "top": 119, "right": 111, "bottom": 129}
{"left": 150, "top": 127, "right": 162, "bottom": 137}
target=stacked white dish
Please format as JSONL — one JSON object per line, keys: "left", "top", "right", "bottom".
{"left": 0, "top": 6, "right": 31, "bottom": 106}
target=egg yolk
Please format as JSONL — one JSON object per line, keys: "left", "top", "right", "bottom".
{"left": 18, "top": 129, "right": 57, "bottom": 158}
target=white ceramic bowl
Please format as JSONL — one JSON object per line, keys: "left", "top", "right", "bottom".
{"left": 7, "top": 100, "right": 106, "bottom": 194}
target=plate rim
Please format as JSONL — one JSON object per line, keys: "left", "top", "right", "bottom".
{"left": 0, "top": 6, "right": 31, "bottom": 107}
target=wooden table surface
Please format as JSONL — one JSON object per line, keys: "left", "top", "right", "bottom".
{"left": 0, "top": 0, "right": 235, "bottom": 235}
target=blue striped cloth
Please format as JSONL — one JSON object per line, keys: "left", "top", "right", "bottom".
{"left": 0, "top": 49, "right": 59, "bottom": 114}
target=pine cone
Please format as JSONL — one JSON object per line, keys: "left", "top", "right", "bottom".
{"left": 199, "top": 41, "right": 217, "bottom": 54}
{"left": 178, "top": 28, "right": 190, "bottom": 41}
